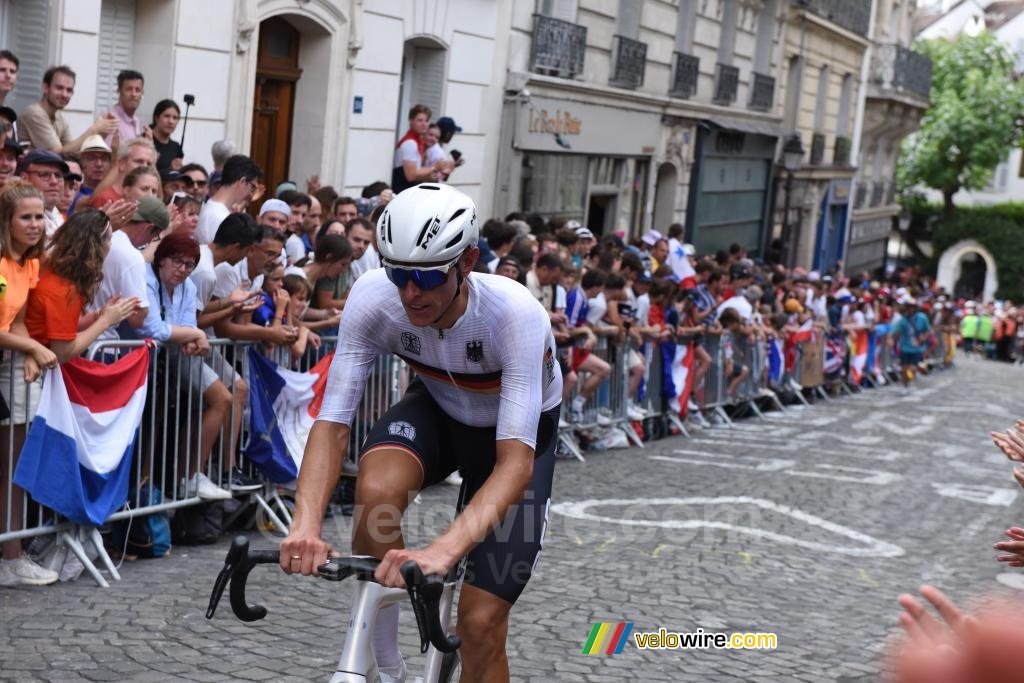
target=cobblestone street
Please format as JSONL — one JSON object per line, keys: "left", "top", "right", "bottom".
{"left": 3, "top": 358, "right": 1023, "bottom": 682}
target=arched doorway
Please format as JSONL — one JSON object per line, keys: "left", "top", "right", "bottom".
{"left": 251, "top": 17, "right": 302, "bottom": 196}
{"left": 652, "top": 163, "right": 677, "bottom": 231}
{"left": 936, "top": 239, "right": 998, "bottom": 301}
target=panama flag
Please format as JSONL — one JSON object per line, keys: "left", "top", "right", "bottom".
{"left": 14, "top": 346, "right": 150, "bottom": 526}
{"left": 849, "top": 329, "right": 870, "bottom": 384}
{"left": 245, "top": 348, "right": 333, "bottom": 484}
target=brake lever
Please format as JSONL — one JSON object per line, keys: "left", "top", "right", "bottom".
{"left": 401, "top": 561, "right": 461, "bottom": 654}
{"left": 206, "top": 536, "right": 279, "bottom": 622}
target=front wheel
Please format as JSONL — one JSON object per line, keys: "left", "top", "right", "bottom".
{"left": 439, "top": 651, "right": 460, "bottom": 682}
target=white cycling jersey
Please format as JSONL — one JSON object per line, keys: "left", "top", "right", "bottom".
{"left": 318, "top": 269, "right": 562, "bottom": 448}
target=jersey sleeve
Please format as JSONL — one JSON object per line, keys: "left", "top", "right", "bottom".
{"left": 316, "top": 274, "right": 390, "bottom": 426}
{"left": 492, "top": 298, "right": 553, "bottom": 449}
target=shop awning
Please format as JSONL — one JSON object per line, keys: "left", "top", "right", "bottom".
{"left": 703, "top": 115, "right": 784, "bottom": 138}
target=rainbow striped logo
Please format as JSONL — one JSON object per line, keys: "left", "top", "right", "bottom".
{"left": 582, "top": 622, "right": 634, "bottom": 655}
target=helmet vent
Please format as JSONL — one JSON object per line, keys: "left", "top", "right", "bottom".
{"left": 444, "top": 230, "right": 464, "bottom": 250}
{"left": 449, "top": 208, "right": 466, "bottom": 223}
{"left": 420, "top": 184, "right": 440, "bottom": 190}
{"left": 386, "top": 214, "right": 393, "bottom": 243}
{"left": 415, "top": 217, "right": 434, "bottom": 247}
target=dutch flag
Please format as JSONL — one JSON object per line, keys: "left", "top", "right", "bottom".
{"left": 14, "top": 345, "right": 150, "bottom": 526}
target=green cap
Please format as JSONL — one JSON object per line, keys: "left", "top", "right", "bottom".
{"left": 131, "top": 195, "right": 169, "bottom": 231}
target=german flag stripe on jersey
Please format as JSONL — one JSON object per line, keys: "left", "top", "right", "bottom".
{"left": 396, "top": 354, "right": 503, "bottom": 394}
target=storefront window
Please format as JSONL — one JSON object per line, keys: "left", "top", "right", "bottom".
{"left": 521, "top": 153, "right": 586, "bottom": 221}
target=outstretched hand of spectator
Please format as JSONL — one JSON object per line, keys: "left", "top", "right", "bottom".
{"left": 306, "top": 175, "right": 321, "bottom": 194}
{"left": 91, "top": 113, "right": 118, "bottom": 138}
{"left": 991, "top": 420, "right": 1024, "bottom": 462}
{"left": 99, "top": 295, "right": 141, "bottom": 328}
{"left": 23, "top": 355, "right": 42, "bottom": 383}
{"left": 251, "top": 182, "right": 266, "bottom": 203}
{"left": 993, "top": 527, "right": 1024, "bottom": 566}
{"left": 307, "top": 330, "right": 322, "bottom": 350}
{"left": 26, "top": 343, "right": 57, "bottom": 377}
{"left": 103, "top": 199, "right": 138, "bottom": 231}
{"left": 378, "top": 188, "right": 394, "bottom": 205}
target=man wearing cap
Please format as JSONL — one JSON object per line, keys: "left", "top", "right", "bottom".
{"left": 19, "top": 65, "right": 118, "bottom": 154}
{"left": 59, "top": 158, "right": 82, "bottom": 218}
{"left": 80, "top": 136, "right": 157, "bottom": 211}
{"left": 69, "top": 134, "right": 112, "bottom": 214}
{"left": 93, "top": 195, "right": 167, "bottom": 342}
{"left": 18, "top": 149, "right": 68, "bottom": 238}
{"left": 160, "top": 168, "right": 187, "bottom": 203}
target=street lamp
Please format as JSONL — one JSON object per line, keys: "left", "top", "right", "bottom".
{"left": 779, "top": 134, "right": 804, "bottom": 267}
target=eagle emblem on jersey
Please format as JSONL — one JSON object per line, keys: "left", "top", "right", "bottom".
{"left": 466, "top": 340, "right": 484, "bottom": 363}
{"left": 401, "top": 332, "right": 421, "bottom": 355}
{"left": 388, "top": 421, "right": 417, "bottom": 441}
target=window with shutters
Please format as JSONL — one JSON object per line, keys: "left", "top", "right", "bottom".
{"left": 397, "top": 39, "right": 446, "bottom": 133}
{"left": 539, "top": 0, "right": 578, "bottom": 23}
{"left": 3, "top": 0, "right": 51, "bottom": 114}
{"left": 96, "top": 0, "right": 135, "bottom": 115}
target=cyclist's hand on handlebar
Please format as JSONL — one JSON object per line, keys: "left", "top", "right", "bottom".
{"left": 279, "top": 533, "right": 337, "bottom": 576}
{"left": 376, "top": 546, "right": 451, "bottom": 588}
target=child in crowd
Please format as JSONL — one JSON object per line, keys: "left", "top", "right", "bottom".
{"left": 717, "top": 308, "right": 749, "bottom": 399}
{"left": 280, "top": 274, "right": 321, "bottom": 366}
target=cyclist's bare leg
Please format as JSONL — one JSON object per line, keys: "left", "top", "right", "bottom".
{"left": 352, "top": 446, "right": 423, "bottom": 556}
{"left": 456, "top": 584, "right": 512, "bottom": 682}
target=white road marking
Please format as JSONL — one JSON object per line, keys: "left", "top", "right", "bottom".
{"left": 931, "top": 482, "right": 1018, "bottom": 507}
{"left": 551, "top": 496, "right": 905, "bottom": 558}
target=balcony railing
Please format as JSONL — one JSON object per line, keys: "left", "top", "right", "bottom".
{"left": 810, "top": 133, "right": 826, "bottom": 165}
{"left": 834, "top": 135, "right": 851, "bottom": 166}
{"left": 871, "top": 44, "right": 932, "bottom": 101}
{"left": 670, "top": 51, "right": 700, "bottom": 99}
{"left": 529, "top": 14, "right": 587, "bottom": 79}
{"left": 713, "top": 63, "right": 739, "bottom": 105}
{"left": 855, "top": 181, "right": 868, "bottom": 209}
{"left": 870, "top": 181, "right": 885, "bottom": 207}
{"left": 748, "top": 72, "right": 775, "bottom": 111}
{"left": 798, "top": 0, "right": 870, "bottom": 36}
{"left": 609, "top": 35, "right": 647, "bottom": 90}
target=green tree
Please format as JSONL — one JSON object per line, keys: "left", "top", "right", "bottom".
{"left": 897, "top": 32, "right": 1024, "bottom": 218}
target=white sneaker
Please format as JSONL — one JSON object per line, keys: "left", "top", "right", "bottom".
{"left": 181, "top": 473, "right": 232, "bottom": 501}
{"left": 58, "top": 550, "right": 85, "bottom": 583}
{"left": 0, "top": 554, "right": 58, "bottom": 586}
{"left": 570, "top": 408, "right": 585, "bottom": 424}
{"left": 558, "top": 417, "right": 570, "bottom": 429}
{"left": 627, "top": 404, "right": 647, "bottom": 420}
{"left": 595, "top": 413, "right": 612, "bottom": 426}
{"left": 444, "top": 471, "right": 463, "bottom": 486}
{"left": 378, "top": 656, "right": 407, "bottom": 683}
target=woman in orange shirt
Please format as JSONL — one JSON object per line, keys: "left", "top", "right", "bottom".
{"left": 0, "top": 180, "right": 58, "bottom": 587}
{"left": 25, "top": 209, "right": 139, "bottom": 360}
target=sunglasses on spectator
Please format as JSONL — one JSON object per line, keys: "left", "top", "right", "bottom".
{"left": 384, "top": 260, "right": 457, "bottom": 291}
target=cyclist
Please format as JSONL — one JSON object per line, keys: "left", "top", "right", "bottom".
{"left": 281, "top": 184, "right": 562, "bottom": 682}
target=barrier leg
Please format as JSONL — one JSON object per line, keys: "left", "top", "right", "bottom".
{"left": 815, "top": 386, "right": 829, "bottom": 401}
{"left": 254, "top": 493, "right": 290, "bottom": 535}
{"left": 789, "top": 378, "right": 812, "bottom": 405}
{"left": 667, "top": 412, "right": 690, "bottom": 438}
{"left": 58, "top": 527, "right": 108, "bottom": 588}
{"left": 85, "top": 526, "right": 120, "bottom": 582}
{"left": 558, "top": 430, "right": 586, "bottom": 462}
{"left": 713, "top": 405, "right": 733, "bottom": 426}
{"left": 620, "top": 424, "right": 644, "bottom": 449}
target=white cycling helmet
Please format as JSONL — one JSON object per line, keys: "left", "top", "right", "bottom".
{"left": 376, "top": 184, "right": 478, "bottom": 267}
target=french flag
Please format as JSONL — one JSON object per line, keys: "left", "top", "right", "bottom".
{"left": 14, "top": 346, "right": 150, "bottom": 526}
{"left": 662, "top": 340, "right": 695, "bottom": 417}
{"left": 244, "top": 348, "right": 333, "bottom": 484}
{"left": 849, "top": 329, "right": 870, "bottom": 384}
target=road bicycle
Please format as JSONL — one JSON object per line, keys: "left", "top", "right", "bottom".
{"left": 207, "top": 536, "right": 462, "bottom": 682}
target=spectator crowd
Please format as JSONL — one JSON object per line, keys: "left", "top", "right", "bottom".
{"left": 2, "top": 57, "right": 1024, "bottom": 677}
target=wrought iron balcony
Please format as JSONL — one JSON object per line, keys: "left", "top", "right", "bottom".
{"left": 870, "top": 44, "right": 932, "bottom": 101}
{"left": 797, "top": 0, "right": 870, "bottom": 36}
{"left": 529, "top": 14, "right": 587, "bottom": 79}
{"left": 712, "top": 63, "right": 739, "bottom": 105}
{"left": 834, "top": 136, "right": 851, "bottom": 166}
{"left": 609, "top": 35, "right": 647, "bottom": 90}
{"left": 810, "top": 133, "right": 826, "bottom": 165}
{"left": 670, "top": 51, "right": 700, "bottom": 99}
{"left": 748, "top": 72, "right": 775, "bottom": 111}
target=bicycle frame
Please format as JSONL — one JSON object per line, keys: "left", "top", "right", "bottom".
{"left": 330, "top": 571, "right": 460, "bottom": 682}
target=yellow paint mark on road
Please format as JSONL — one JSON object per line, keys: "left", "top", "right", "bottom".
{"left": 573, "top": 535, "right": 584, "bottom": 546}
{"left": 651, "top": 544, "right": 670, "bottom": 558}
{"left": 596, "top": 538, "right": 616, "bottom": 553}
{"left": 858, "top": 568, "right": 880, "bottom": 588}
{"left": 739, "top": 551, "right": 753, "bottom": 565}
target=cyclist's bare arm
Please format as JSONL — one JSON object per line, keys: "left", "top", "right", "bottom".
{"left": 375, "top": 438, "right": 534, "bottom": 587}
{"left": 280, "top": 420, "right": 351, "bottom": 575}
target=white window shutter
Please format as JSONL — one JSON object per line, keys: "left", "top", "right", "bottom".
{"left": 410, "top": 46, "right": 446, "bottom": 122}
{"left": 95, "top": 0, "right": 135, "bottom": 115}
{"left": 7, "top": 0, "right": 51, "bottom": 114}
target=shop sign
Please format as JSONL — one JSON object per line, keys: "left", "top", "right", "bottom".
{"left": 515, "top": 95, "right": 661, "bottom": 155}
